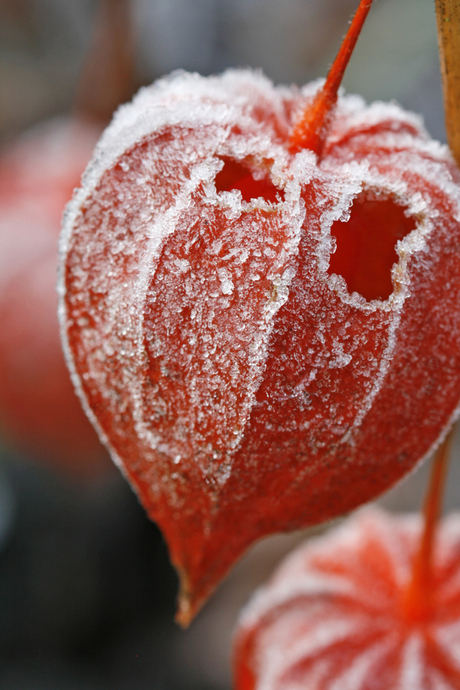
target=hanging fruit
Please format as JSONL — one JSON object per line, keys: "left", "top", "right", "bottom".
{"left": 60, "top": 0, "right": 460, "bottom": 622}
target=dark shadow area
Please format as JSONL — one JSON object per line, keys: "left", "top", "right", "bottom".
{"left": 0, "top": 454, "right": 227, "bottom": 690}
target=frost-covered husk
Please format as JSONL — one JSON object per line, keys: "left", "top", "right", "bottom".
{"left": 59, "top": 68, "right": 460, "bottom": 622}
{"left": 234, "top": 508, "right": 460, "bottom": 690}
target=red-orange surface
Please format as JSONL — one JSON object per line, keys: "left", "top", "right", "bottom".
{"left": 61, "top": 69, "right": 460, "bottom": 622}
{"left": 60, "top": 0, "right": 460, "bottom": 625}
{"left": 233, "top": 507, "right": 460, "bottom": 690}
{"left": 0, "top": 119, "right": 109, "bottom": 477}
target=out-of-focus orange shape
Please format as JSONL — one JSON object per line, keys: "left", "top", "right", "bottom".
{"left": 0, "top": 119, "right": 110, "bottom": 477}
{"left": 234, "top": 505, "right": 460, "bottom": 690}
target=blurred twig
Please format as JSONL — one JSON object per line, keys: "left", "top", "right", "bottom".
{"left": 435, "top": 0, "right": 460, "bottom": 165}
{"left": 74, "top": 0, "right": 137, "bottom": 125}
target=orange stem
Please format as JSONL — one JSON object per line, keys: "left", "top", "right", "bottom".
{"left": 403, "top": 430, "right": 453, "bottom": 623}
{"left": 289, "top": 0, "right": 374, "bottom": 156}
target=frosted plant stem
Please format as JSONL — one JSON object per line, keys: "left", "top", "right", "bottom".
{"left": 435, "top": 0, "right": 460, "bottom": 167}
{"left": 289, "top": 0, "right": 374, "bottom": 155}
{"left": 404, "top": 430, "right": 453, "bottom": 621}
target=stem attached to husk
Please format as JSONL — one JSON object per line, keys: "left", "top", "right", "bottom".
{"left": 289, "top": 0, "right": 374, "bottom": 156}
{"left": 403, "top": 430, "right": 453, "bottom": 623}
{"left": 435, "top": 0, "right": 460, "bottom": 167}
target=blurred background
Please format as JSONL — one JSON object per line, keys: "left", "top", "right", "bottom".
{"left": 0, "top": 0, "right": 456, "bottom": 688}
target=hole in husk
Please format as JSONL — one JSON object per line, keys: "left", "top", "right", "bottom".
{"left": 215, "top": 158, "right": 284, "bottom": 203}
{"left": 328, "top": 192, "right": 416, "bottom": 301}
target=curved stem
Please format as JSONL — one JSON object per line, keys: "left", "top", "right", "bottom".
{"left": 289, "top": 0, "right": 374, "bottom": 156}
{"left": 403, "top": 430, "right": 453, "bottom": 623}
{"left": 435, "top": 0, "right": 460, "bottom": 166}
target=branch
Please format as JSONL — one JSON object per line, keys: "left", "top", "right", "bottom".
{"left": 435, "top": 0, "right": 460, "bottom": 166}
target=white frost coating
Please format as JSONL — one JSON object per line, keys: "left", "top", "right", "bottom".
{"left": 59, "top": 69, "right": 310, "bottom": 489}
{"left": 218, "top": 267, "right": 234, "bottom": 294}
{"left": 59, "top": 67, "right": 460, "bottom": 514}
{"left": 129, "top": 159, "right": 226, "bottom": 452}
{"left": 131, "top": 179, "right": 209, "bottom": 450}
{"left": 398, "top": 636, "right": 425, "bottom": 690}
{"left": 128, "top": 152, "right": 306, "bottom": 479}
{"left": 327, "top": 638, "right": 399, "bottom": 690}
{"left": 259, "top": 616, "right": 365, "bottom": 690}
{"left": 237, "top": 510, "right": 412, "bottom": 631}
{"left": 236, "top": 509, "right": 460, "bottom": 690}
{"left": 61, "top": 70, "right": 290, "bottom": 250}
{"left": 316, "top": 142, "right": 460, "bottom": 446}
